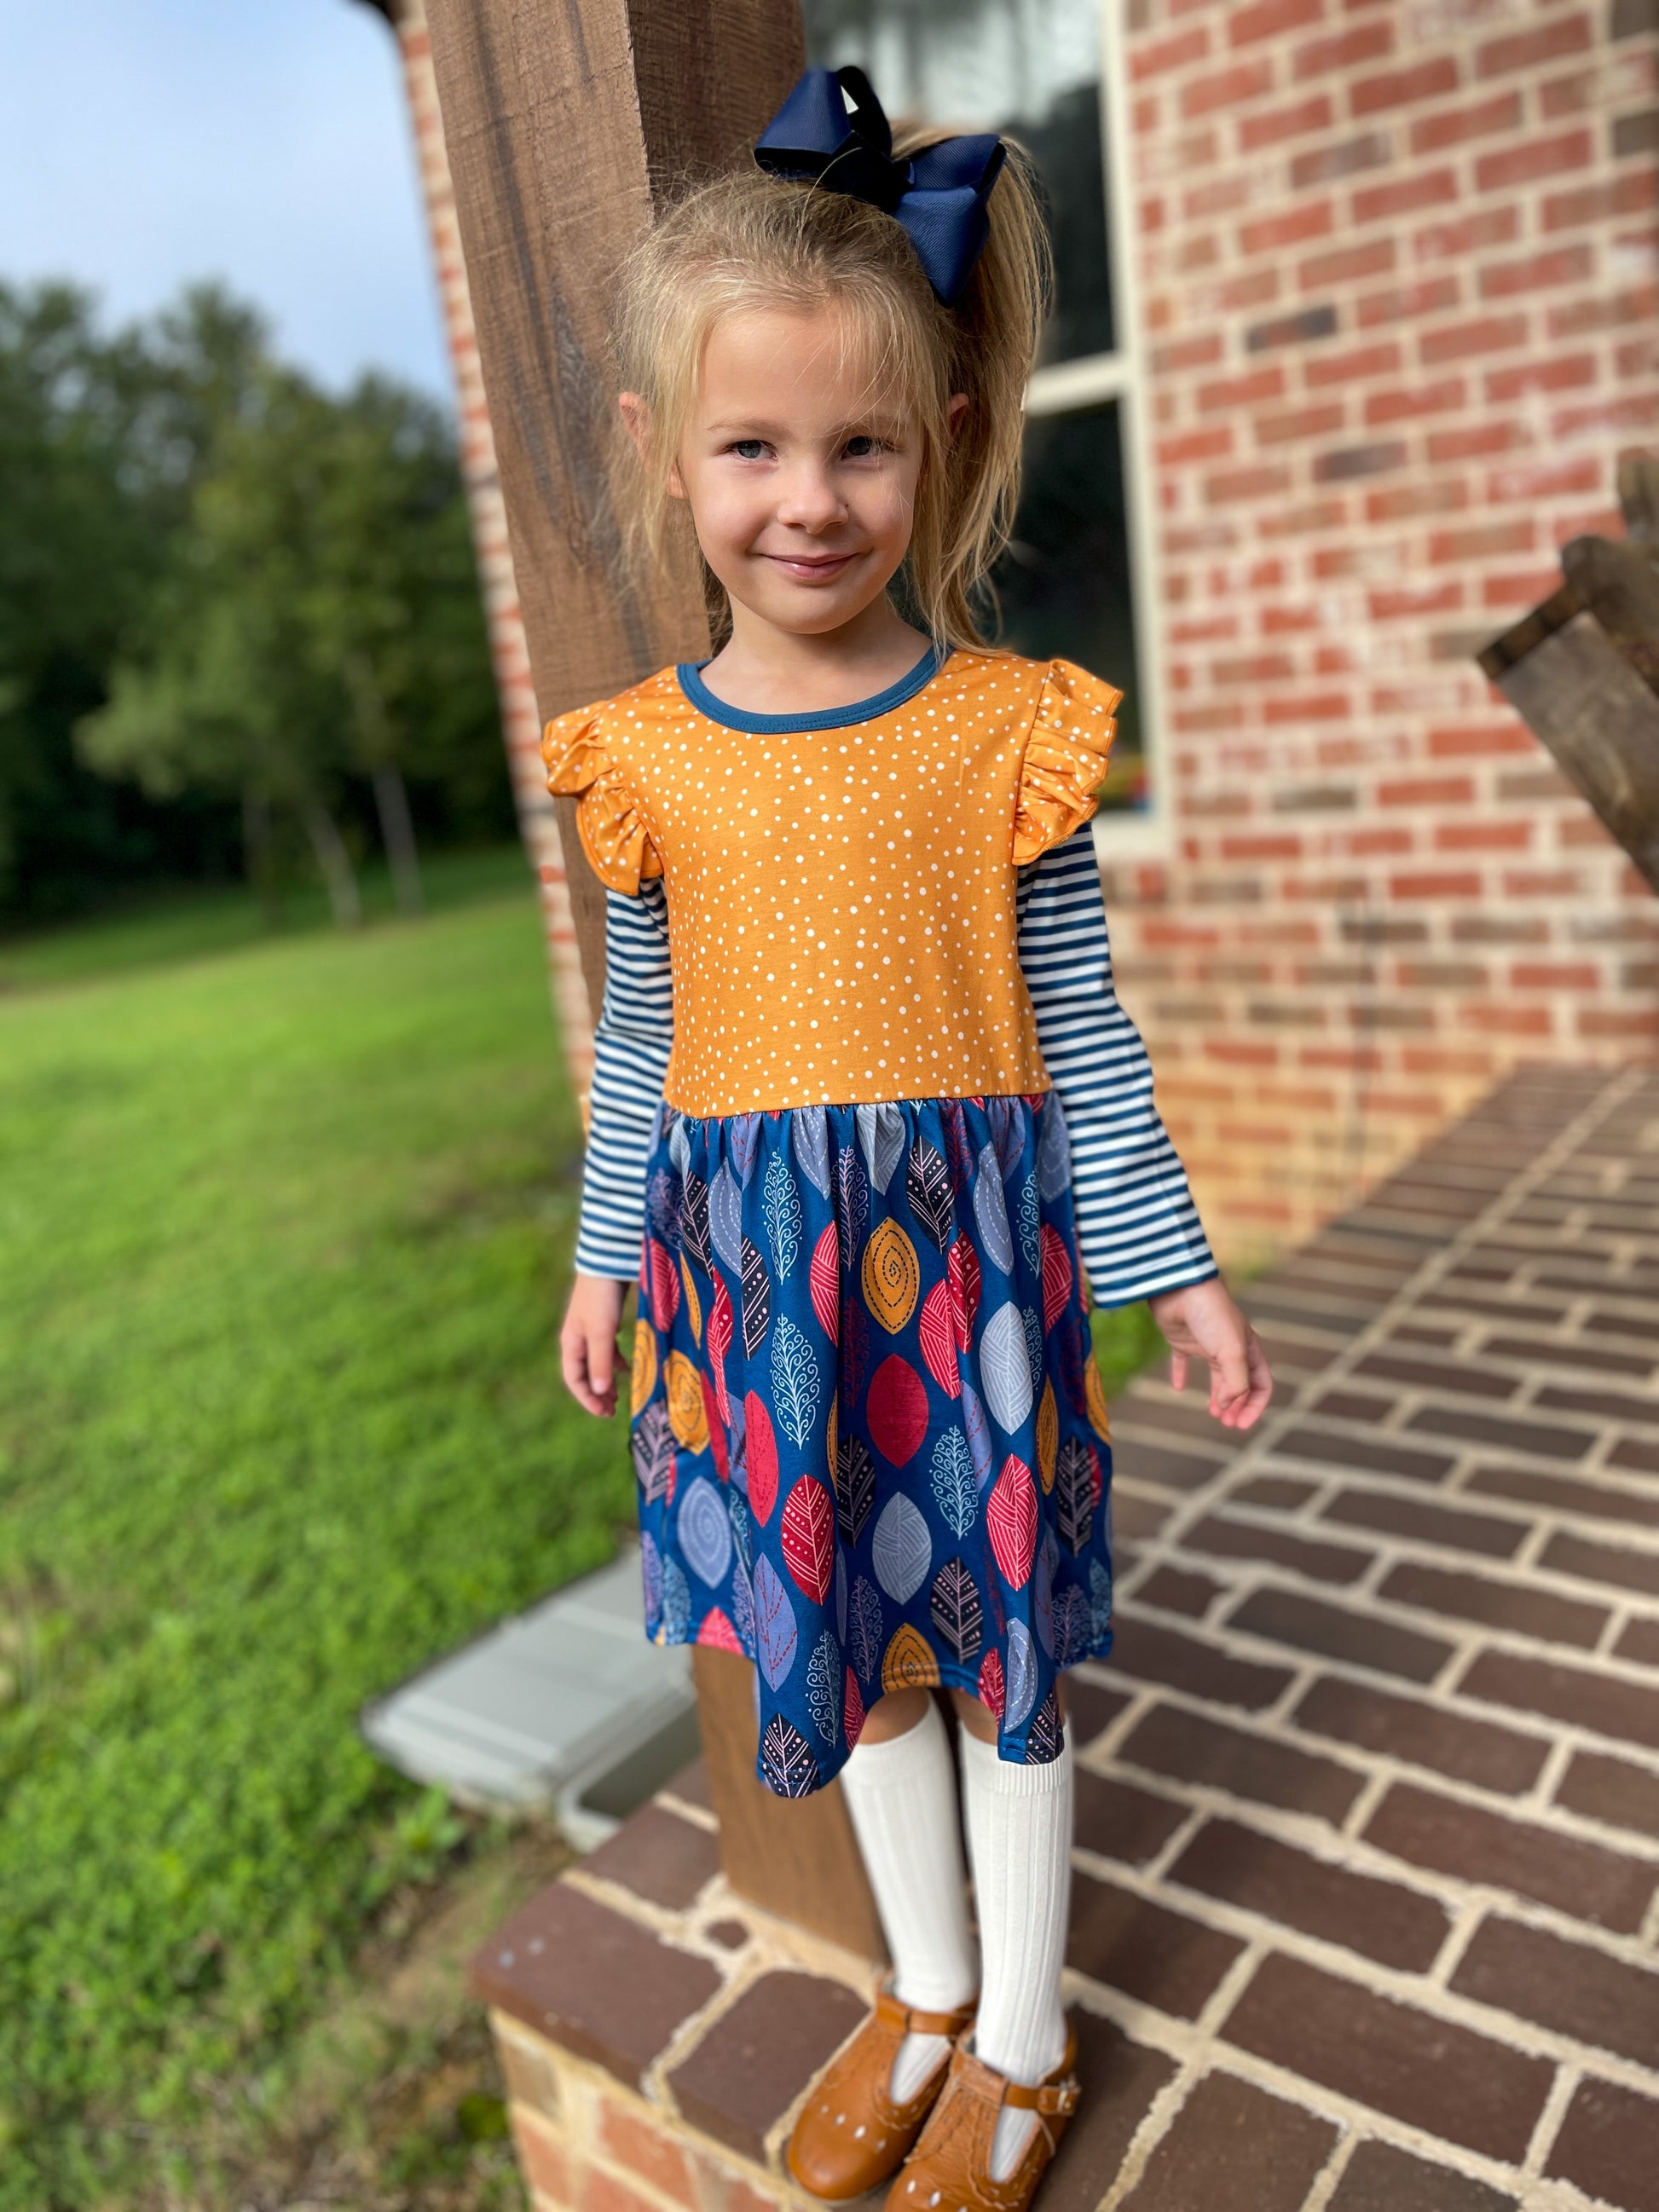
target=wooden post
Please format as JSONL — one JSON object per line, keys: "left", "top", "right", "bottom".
{"left": 419, "top": 0, "right": 887, "bottom": 1961}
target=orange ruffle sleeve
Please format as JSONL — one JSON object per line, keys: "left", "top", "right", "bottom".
{"left": 1011, "top": 658, "right": 1122, "bottom": 866}
{"left": 541, "top": 704, "right": 663, "bottom": 895}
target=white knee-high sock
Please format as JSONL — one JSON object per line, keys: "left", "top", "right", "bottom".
{"left": 959, "top": 1723, "right": 1073, "bottom": 2180}
{"left": 840, "top": 1701, "right": 979, "bottom": 2102}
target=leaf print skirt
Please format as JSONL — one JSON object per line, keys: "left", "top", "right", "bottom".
{"left": 628, "top": 1091, "right": 1116, "bottom": 1798}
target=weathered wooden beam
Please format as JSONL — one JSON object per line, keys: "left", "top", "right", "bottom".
{"left": 1481, "top": 593, "right": 1659, "bottom": 895}
{"left": 420, "top": 0, "right": 887, "bottom": 1957}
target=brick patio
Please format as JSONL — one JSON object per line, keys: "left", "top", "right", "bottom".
{"left": 474, "top": 1063, "right": 1659, "bottom": 2212}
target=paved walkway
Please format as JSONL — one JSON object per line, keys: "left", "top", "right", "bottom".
{"left": 1073, "top": 1061, "right": 1659, "bottom": 2211}
{"left": 477, "top": 1064, "right": 1659, "bottom": 2212}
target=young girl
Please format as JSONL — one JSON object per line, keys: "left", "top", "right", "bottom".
{"left": 552, "top": 66, "right": 1270, "bottom": 2212}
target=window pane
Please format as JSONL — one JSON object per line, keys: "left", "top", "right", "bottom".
{"left": 800, "top": 0, "right": 1114, "bottom": 362}
{"left": 993, "top": 401, "right": 1145, "bottom": 810}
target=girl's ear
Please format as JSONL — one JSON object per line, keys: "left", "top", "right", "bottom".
{"left": 945, "top": 392, "right": 970, "bottom": 442}
{"left": 621, "top": 390, "right": 687, "bottom": 500}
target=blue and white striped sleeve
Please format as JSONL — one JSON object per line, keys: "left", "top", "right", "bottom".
{"left": 1017, "top": 825, "right": 1218, "bottom": 1308}
{"left": 575, "top": 881, "right": 674, "bottom": 1280}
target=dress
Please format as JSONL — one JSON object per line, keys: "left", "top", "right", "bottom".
{"left": 545, "top": 645, "right": 1215, "bottom": 1795}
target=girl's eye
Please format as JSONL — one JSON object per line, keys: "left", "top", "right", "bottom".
{"left": 843, "top": 435, "right": 886, "bottom": 459}
{"left": 729, "top": 438, "right": 770, "bottom": 461}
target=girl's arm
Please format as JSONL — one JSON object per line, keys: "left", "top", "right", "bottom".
{"left": 562, "top": 881, "right": 673, "bottom": 1414}
{"left": 1016, "top": 825, "right": 1271, "bottom": 1429}
{"left": 1016, "top": 824, "right": 1217, "bottom": 1305}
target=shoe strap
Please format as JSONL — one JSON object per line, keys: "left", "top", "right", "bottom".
{"left": 875, "top": 1984, "right": 977, "bottom": 2039}
{"left": 1003, "top": 2073, "right": 1080, "bottom": 2117}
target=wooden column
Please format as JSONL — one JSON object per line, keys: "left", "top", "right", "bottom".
{"left": 421, "top": 0, "right": 886, "bottom": 1961}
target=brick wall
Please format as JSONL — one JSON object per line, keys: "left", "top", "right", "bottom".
{"left": 390, "top": 0, "right": 595, "bottom": 1085}
{"left": 1116, "top": 0, "right": 1659, "bottom": 1265}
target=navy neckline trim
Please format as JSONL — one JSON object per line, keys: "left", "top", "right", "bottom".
{"left": 675, "top": 644, "right": 945, "bottom": 733}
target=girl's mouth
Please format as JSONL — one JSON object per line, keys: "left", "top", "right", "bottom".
{"left": 761, "top": 551, "right": 864, "bottom": 583}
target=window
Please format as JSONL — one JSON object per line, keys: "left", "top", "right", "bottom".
{"left": 801, "top": 0, "right": 1164, "bottom": 845}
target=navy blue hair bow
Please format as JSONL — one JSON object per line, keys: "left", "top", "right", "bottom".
{"left": 754, "top": 66, "right": 1006, "bottom": 308}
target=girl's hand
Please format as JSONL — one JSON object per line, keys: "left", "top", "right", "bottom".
{"left": 1148, "top": 1276, "right": 1273, "bottom": 1432}
{"left": 561, "top": 1273, "right": 631, "bottom": 1417}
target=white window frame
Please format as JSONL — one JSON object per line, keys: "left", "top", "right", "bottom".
{"left": 1025, "top": 0, "right": 1170, "bottom": 861}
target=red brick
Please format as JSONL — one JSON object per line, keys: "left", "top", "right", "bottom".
{"left": 1116, "top": 2071, "right": 1336, "bottom": 2212}
{"left": 1256, "top": 401, "right": 1347, "bottom": 443}
{"left": 1546, "top": 2077, "right": 1659, "bottom": 2212}
{"left": 1436, "top": 820, "right": 1532, "bottom": 852}
{"left": 1460, "top": 1649, "right": 1659, "bottom": 1749}
{"left": 1368, "top": 1782, "right": 1657, "bottom": 1934}
{"left": 1479, "top": 242, "right": 1594, "bottom": 299}
{"left": 1241, "top": 202, "right": 1337, "bottom": 254}
{"left": 1292, "top": 130, "right": 1393, "bottom": 188}
{"left": 1198, "top": 366, "right": 1286, "bottom": 412}
{"left": 1241, "top": 94, "right": 1337, "bottom": 150}
{"left": 1478, "top": 130, "right": 1595, "bottom": 192}
{"left": 1485, "top": 455, "right": 1600, "bottom": 501}
{"left": 1300, "top": 237, "right": 1396, "bottom": 286}
{"left": 1132, "top": 24, "right": 1211, "bottom": 80}
{"left": 1365, "top": 377, "right": 1465, "bottom": 424}
{"left": 1419, "top": 311, "right": 1529, "bottom": 366}
{"left": 1294, "top": 22, "right": 1395, "bottom": 82}
{"left": 1555, "top": 1750, "right": 1659, "bottom": 1838}
{"left": 1429, "top": 518, "right": 1535, "bottom": 561}
{"left": 1302, "top": 337, "right": 1401, "bottom": 386}
{"left": 1354, "top": 170, "right": 1460, "bottom": 224}
{"left": 1544, "top": 167, "right": 1659, "bottom": 231}
{"left": 597, "top": 2099, "right": 695, "bottom": 2203}
{"left": 583, "top": 2160, "right": 673, "bottom": 2212}
{"left": 1415, "top": 207, "right": 1523, "bottom": 262}
{"left": 1067, "top": 1871, "right": 1246, "bottom": 2019}
{"left": 1171, "top": 1817, "right": 1450, "bottom": 1967}
{"left": 1159, "top": 425, "right": 1236, "bottom": 465}
{"left": 1412, "top": 90, "right": 1523, "bottom": 153}
{"left": 1223, "top": 1955, "right": 1552, "bottom": 2161}
{"left": 1360, "top": 275, "right": 1463, "bottom": 326}
{"left": 512, "top": 2108, "right": 575, "bottom": 2206}
{"left": 1352, "top": 58, "right": 1460, "bottom": 118}
{"left": 1379, "top": 774, "right": 1476, "bottom": 806}
{"left": 1378, "top": 1562, "right": 1607, "bottom": 1649}
{"left": 1327, "top": 2143, "right": 1517, "bottom": 2212}
{"left": 1484, "top": 352, "right": 1597, "bottom": 401}
{"left": 1229, "top": 0, "right": 1324, "bottom": 46}
{"left": 1453, "top": 1916, "right": 1659, "bottom": 2068}
{"left": 1477, "top": 12, "right": 1594, "bottom": 78}
{"left": 1368, "top": 479, "right": 1468, "bottom": 521}
{"left": 1390, "top": 871, "right": 1483, "bottom": 899}
{"left": 1183, "top": 59, "right": 1276, "bottom": 119}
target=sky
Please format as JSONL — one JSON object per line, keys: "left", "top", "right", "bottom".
{"left": 0, "top": 0, "right": 450, "bottom": 397}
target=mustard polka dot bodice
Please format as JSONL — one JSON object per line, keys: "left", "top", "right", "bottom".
{"left": 541, "top": 648, "right": 1119, "bottom": 1119}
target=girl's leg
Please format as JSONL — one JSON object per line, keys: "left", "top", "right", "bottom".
{"left": 951, "top": 1688, "right": 1074, "bottom": 2180}
{"left": 841, "top": 1689, "right": 979, "bottom": 2098}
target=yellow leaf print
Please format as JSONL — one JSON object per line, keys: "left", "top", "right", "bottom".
{"left": 826, "top": 1391, "right": 838, "bottom": 1477}
{"left": 1037, "top": 1380, "right": 1059, "bottom": 1492}
{"left": 680, "top": 1256, "right": 702, "bottom": 1345}
{"left": 1085, "top": 1356, "right": 1112, "bottom": 1443}
{"left": 862, "top": 1218, "right": 920, "bottom": 1335}
{"left": 882, "top": 1623, "right": 940, "bottom": 1694}
{"left": 666, "top": 1350, "right": 708, "bottom": 1452}
{"left": 630, "top": 1323, "right": 658, "bottom": 1417}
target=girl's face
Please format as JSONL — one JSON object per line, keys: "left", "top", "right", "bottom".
{"left": 665, "top": 304, "right": 943, "bottom": 639}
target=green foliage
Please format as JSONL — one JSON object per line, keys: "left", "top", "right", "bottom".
{"left": 0, "top": 881, "right": 631, "bottom": 2206}
{"left": 0, "top": 279, "right": 509, "bottom": 927}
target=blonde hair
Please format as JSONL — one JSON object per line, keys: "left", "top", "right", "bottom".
{"left": 613, "top": 130, "right": 1052, "bottom": 650}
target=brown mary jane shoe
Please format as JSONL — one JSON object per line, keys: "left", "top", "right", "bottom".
{"left": 884, "top": 2032, "right": 1079, "bottom": 2212}
{"left": 787, "top": 1984, "right": 977, "bottom": 2203}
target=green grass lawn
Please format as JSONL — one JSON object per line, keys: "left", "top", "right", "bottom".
{"left": 0, "top": 858, "right": 1164, "bottom": 2209}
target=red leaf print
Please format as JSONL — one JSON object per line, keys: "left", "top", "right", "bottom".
{"left": 809, "top": 1222, "right": 840, "bottom": 1343}
{"left": 780, "top": 1475, "right": 835, "bottom": 1603}
{"left": 696, "top": 1607, "right": 743, "bottom": 1652}
{"left": 745, "top": 1391, "right": 778, "bottom": 1524}
{"left": 946, "top": 1235, "right": 980, "bottom": 1354}
{"left": 917, "top": 1279, "right": 961, "bottom": 1399}
{"left": 708, "top": 1278, "right": 733, "bottom": 1424}
{"left": 1040, "top": 1223, "right": 1073, "bottom": 1334}
{"left": 647, "top": 1237, "right": 679, "bottom": 1330}
{"left": 868, "top": 1354, "right": 929, "bottom": 1467}
{"left": 978, "top": 1648, "right": 1005, "bottom": 1719}
{"left": 844, "top": 1667, "right": 866, "bottom": 1749}
{"left": 702, "top": 1376, "right": 729, "bottom": 1481}
{"left": 986, "top": 1455, "right": 1038, "bottom": 1589}
{"left": 1090, "top": 1442, "right": 1104, "bottom": 1509}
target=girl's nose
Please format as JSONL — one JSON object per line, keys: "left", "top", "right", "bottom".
{"left": 775, "top": 465, "right": 847, "bottom": 534}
